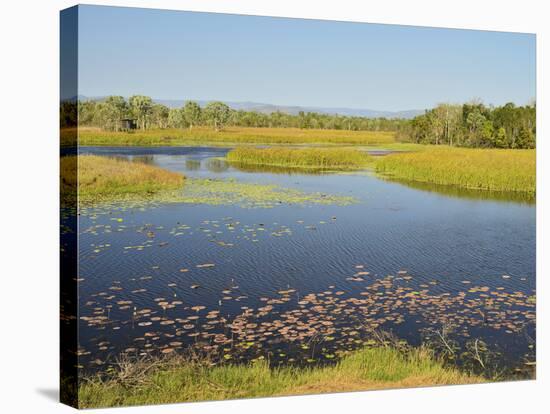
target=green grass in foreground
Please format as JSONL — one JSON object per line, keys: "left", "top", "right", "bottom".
{"left": 227, "top": 147, "right": 372, "bottom": 170}
{"left": 78, "top": 346, "right": 482, "bottom": 408}
{"left": 375, "top": 146, "right": 536, "bottom": 194}
{"left": 77, "top": 126, "right": 396, "bottom": 146}
{"left": 61, "top": 155, "right": 185, "bottom": 203}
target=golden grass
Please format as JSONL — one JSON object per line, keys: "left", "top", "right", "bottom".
{"left": 61, "top": 155, "right": 185, "bottom": 203}
{"left": 78, "top": 346, "right": 482, "bottom": 408}
{"left": 375, "top": 146, "right": 536, "bottom": 193}
{"left": 61, "top": 156, "right": 354, "bottom": 207}
{"left": 77, "top": 126, "right": 396, "bottom": 146}
{"left": 227, "top": 147, "right": 372, "bottom": 170}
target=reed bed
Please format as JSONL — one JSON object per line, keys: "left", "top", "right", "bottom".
{"left": 78, "top": 346, "right": 481, "bottom": 408}
{"left": 227, "top": 147, "right": 372, "bottom": 170}
{"left": 375, "top": 146, "right": 536, "bottom": 193}
{"left": 78, "top": 126, "right": 396, "bottom": 146}
{"left": 61, "top": 155, "right": 185, "bottom": 202}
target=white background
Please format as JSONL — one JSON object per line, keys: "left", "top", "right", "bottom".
{"left": 0, "top": 0, "right": 547, "bottom": 412}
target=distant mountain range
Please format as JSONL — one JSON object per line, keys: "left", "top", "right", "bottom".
{"left": 78, "top": 95, "right": 424, "bottom": 119}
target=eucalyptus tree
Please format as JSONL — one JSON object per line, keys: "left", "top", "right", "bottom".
{"left": 433, "top": 103, "right": 463, "bottom": 146}
{"left": 103, "top": 96, "right": 128, "bottom": 131}
{"left": 516, "top": 126, "right": 535, "bottom": 149}
{"left": 76, "top": 100, "right": 97, "bottom": 126}
{"left": 203, "top": 101, "right": 231, "bottom": 131}
{"left": 493, "top": 127, "right": 508, "bottom": 148}
{"left": 129, "top": 95, "right": 153, "bottom": 130}
{"left": 183, "top": 101, "right": 202, "bottom": 129}
{"left": 151, "top": 104, "right": 170, "bottom": 129}
{"left": 167, "top": 108, "right": 185, "bottom": 128}
{"left": 466, "top": 108, "right": 487, "bottom": 147}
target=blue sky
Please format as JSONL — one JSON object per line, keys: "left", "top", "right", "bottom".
{"left": 76, "top": 5, "right": 536, "bottom": 111}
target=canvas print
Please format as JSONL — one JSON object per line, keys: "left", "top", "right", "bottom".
{"left": 60, "top": 5, "right": 536, "bottom": 409}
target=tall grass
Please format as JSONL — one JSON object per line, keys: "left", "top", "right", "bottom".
{"left": 78, "top": 126, "right": 396, "bottom": 146}
{"left": 376, "top": 146, "right": 536, "bottom": 193}
{"left": 78, "top": 346, "right": 481, "bottom": 408}
{"left": 227, "top": 147, "right": 372, "bottom": 170}
{"left": 61, "top": 155, "right": 185, "bottom": 202}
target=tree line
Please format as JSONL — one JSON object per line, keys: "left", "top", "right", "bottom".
{"left": 68, "top": 95, "right": 536, "bottom": 149}
{"left": 76, "top": 95, "right": 407, "bottom": 132}
{"left": 398, "top": 101, "right": 536, "bottom": 149}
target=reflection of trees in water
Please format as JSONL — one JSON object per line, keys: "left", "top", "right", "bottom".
{"left": 131, "top": 155, "right": 155, "bottom": 165}
{"left": 205, "top": 158, "right": 229, "bottom": 173}
{"left": 185, "top": 159, "right": 201, "bottom": 171}
{"left": 100, "top": 155, "right": 156, "bottom": 166}
{"left": 96, "top": 154, "right": 155, "bottom": 165}
{"left": 230, "top": 161, "right": 326, "bottom": 176}
{"left": 388, "top": 177, "right": 535, "bottom": 205}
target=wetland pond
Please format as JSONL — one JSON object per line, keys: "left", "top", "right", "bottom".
{"left": 73, "top": 146, "right": 536, "bottom": 374}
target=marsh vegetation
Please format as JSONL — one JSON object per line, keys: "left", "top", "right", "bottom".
{"left": 376, "top": 147, "right": 535, "bottom": 194}
{"left": 227, "top": 147, "right": 372, "bottom": 170}
{"left": 78, "top": 126, "right": 396, "bottom": 146}
{"left": 79, "top": 345, "right": 482, "bottom": 408}
{"left": 61, "top": 155, "right": 185, "bottom": 203}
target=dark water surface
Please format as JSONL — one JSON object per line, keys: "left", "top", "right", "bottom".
{"left": 75, "top": 146, "right": 536, "bottom": 373}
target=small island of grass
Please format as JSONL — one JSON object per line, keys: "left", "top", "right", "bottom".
{"left": 61, "top": 155, "right": 185, "bottom": 203}
{"left": 227, "top": 147, "right": 372, "bottom": 170}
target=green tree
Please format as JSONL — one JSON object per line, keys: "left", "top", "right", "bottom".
{"left": 434, "top": 103, "right": 463, "bottom": 146}
{"left": 129, "top": 95, "right": 153, "bottom": 130}
{"left": 167, "top": 108, "right": 185, "bottom": 128}
{"left": 183, "top": 101, "right": 202, "bottom": 129}
{"left": 151, "top": 104, "right": 170, "bottom": 129}
{"left": 466, "top": 108, "right": 487, "bottom": 147}
{"left": 492, "top": 127, "right": 508, "bottom": 148}
{"left": 203, "top": 101, "right": 231, "bottom": 131}
{"left": 480, "top": 120, "right": 494, "bottom": 147}
{"left": 516, "top": 126, "right": 535, "bottom": 149}
{"left": 103, "top": 96, "right": 127, "bottom": 131}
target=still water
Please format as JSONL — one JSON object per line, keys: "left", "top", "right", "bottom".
{"left": 75, "top": 146, "right": 536, "bottom": 372}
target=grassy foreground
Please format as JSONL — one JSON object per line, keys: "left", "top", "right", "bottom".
{"left": 227, "top": 147, "right": 371, "bottom": 170}
{"left": 61, "top": 155, "right": 185, "bottom": 203}
{"left": 78, "top": 126, "right": 396, "bottom": 146}
{"left": 78, "top": 346, "right": 482, "bottom": 408}
{"left": 376, "top": 146, "right": 536, "bottom": 194}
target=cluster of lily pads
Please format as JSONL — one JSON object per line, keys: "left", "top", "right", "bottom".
{"left": 77, "top": 263, "right": 535, "bottom": 372}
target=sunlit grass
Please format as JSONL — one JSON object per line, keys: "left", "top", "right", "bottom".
{"left": 61, "top": 155, "right": 185, "bottom": 203}
{"left": 227, "top": 147, "right": 372, "bottom": 170}
{"left": 375, "top": 146, "right": 536, "bottom": 193}
{"left": 78, "top": 126, "right": 396, "bottom": 146}
{"left": 61, "top": 156, "right": 354, "bottom": 207}
{"left": 78, "top": 346, "right": 482, "bottom": 408}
